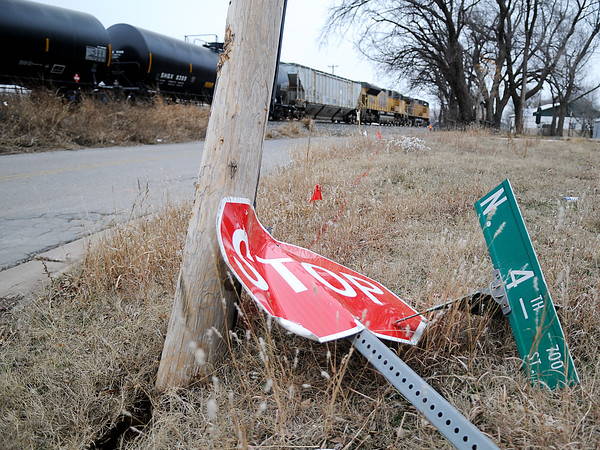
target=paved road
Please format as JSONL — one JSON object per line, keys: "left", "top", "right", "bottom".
{"left": 0, "top": 138, "right": 312, "bottom": 270}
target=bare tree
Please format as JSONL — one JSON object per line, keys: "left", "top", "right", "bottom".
{"left": 547, "top": 1, "right": 600, "bottom": 135}
{"left": 497, "top": 0, "right": 595, "bottom": 134}
{"left": 326, "top": 0, "right": 599, "bottom": 133}
{"left": 326, "top": 0, "right": 480, "bottom": 124}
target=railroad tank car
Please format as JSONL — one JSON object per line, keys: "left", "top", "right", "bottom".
{"left": 0, "top": 0, "right": 110, "bottom": 89}
{"left": 107, "top": 24, "right": 219, "bottom": 101}
{"left": 274, "top": 63, "right": 362, "bottom": 122}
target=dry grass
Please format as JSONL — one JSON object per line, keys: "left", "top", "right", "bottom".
{"left": 0, "top": 91, "right": 210, "bottom": 153}
{"left": 1, "top": 131, "right": 599, "bottom": 448}
{"left": 265, "top": 118, "right": 315, "bottom": 139}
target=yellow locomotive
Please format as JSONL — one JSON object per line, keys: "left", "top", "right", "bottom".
{"left": 358, "top": 83, "right": 429, "bottom": 126}
{"left": 407, "top": 98, "right": 430, "bottom": 125}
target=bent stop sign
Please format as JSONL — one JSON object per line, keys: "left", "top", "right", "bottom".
{"left": 217, "top": 198, "right": 426, "bottom": 343}
{"left": 216, "top": 199, "right": 499, "bottom": 449}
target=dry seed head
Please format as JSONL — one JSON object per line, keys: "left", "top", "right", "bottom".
{"left": 207, "top": 399, "right": 218, "bottom": 420}
{"left": 229, "top": 330, "right": 242, "bottom": 345}
{"left": 210, "top": 327, "right": 223, "bottom": 339}
{"left": 234, "top": 302, "right": 245, "bottom": 318}
{"left": 264, "top": 378, "right": 273, "bottom": 393}
{"left": 257, "top": 401, "right": 267, "bottom": 415}
{"left": 194, "top": 348, "right": 206, "bottom": 366}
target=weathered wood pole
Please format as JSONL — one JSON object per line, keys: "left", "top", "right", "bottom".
{"left": 156, "top": 0, "right": 286, "bottom": 391}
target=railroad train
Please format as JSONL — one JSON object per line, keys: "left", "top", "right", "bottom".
{"left": 0, "top": 0, "right": 429, "bottom": 126}
{"left": 273, "top": 63, "right": 429, "bottom": 125}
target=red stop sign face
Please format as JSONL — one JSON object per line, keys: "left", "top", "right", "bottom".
{"left": 217, "top": 198, "right": 426, "bottom": 344}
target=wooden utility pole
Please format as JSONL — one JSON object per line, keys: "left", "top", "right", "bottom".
{"left": 156, "top": 0, "right": 286, "bottom": 391}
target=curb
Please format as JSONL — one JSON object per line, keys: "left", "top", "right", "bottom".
{"left": 0, "top": 229, "right": 110, "bottom": 302}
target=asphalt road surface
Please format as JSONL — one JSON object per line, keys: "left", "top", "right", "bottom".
{"left": 0, "top": 138, "right": 313, "bottom": 270}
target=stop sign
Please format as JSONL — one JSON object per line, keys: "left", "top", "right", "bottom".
{"left": 217, "top": 198, "right": 426, "bottom": 344}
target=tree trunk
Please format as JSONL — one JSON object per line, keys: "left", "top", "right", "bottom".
{"left": 556, "top": 102, "right": 568, "bottom": 137}
{"left": 513, "top": 95, "right": 524, "bottom": 134}
{"left": 445, "top": 38, "right": 474, "bottom": 124}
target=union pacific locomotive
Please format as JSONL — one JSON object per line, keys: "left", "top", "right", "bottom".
{"left": 0, "top": 0, "right": 429, "bottom": 125}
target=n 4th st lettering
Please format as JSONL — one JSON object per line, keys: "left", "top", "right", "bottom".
{"left": 475, "top": 179, "right": 579, "bottom": 390}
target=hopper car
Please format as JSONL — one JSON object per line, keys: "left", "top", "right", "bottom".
{"left": 0, "top": 0, "right": 429, "bottom": 125}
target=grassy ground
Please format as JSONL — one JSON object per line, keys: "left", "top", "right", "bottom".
{"left": 1, "top": 130, "right": 599, "bottom": 448}
{"left": 0, "top": 91, "right": 210, "bottom": 153}
{"left": 0, "top": 91, "right": 318, "bottom": 154}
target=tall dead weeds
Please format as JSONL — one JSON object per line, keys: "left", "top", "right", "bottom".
{"left": 0, "top": 91, "right": 209, "bottom": 153}
{"left": 1, "top": 131, "right": 598, "bottom": 448}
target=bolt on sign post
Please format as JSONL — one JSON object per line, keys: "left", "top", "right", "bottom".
{"left": 475, "top": 179, "right": 579, "bottom": 390}
{"left": 155, "top": 0, "right": 286, "bottom": 391}
{"left": 217, "top": 198, "right": 499, "bottom": 449}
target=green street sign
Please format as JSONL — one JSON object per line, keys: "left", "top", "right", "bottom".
{"left": 475, "top": 179, "right": 579, "bottom": 390}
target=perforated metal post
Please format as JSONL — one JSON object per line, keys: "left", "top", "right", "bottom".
{"left": 352, "top": 330, "right": 498, "bottom": 450}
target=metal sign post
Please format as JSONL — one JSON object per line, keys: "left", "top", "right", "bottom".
{"left": 353, "top": 330, "right": 497, "bottom": 450}
{"left": 217, "top": 198, "right": 498, "bottom": 449}
{"left": 475, "top": 179, "right": 579, "bottom": 389}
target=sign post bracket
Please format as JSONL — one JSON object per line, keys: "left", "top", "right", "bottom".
{"left": 489, "top": 269, "right": 511, "bottom": 315}
{"left": 393, "top": 274, "right": 510, "bottom": 325}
